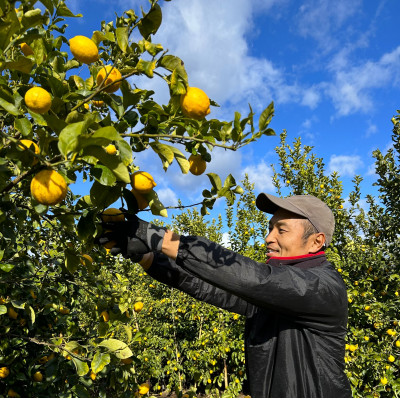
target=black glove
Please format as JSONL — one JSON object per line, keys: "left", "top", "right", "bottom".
{"left": 95, "top": 213, "right": 167, "bottom": 260}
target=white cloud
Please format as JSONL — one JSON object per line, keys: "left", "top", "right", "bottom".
{"left": 242, "top": 161, "right": 275, "bottom": 193}
{"left": 328, "top": 154, "right": 364, "bottom": 176}
{"left": 156, "top": 187, "right": 178, "bottom": 208}
{"left": 326, "top": 46, "right": 400, "bottom": 116}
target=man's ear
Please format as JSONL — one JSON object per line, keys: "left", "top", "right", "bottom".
{"left": 310, "top": 232, "right": 326, "bottom": 253}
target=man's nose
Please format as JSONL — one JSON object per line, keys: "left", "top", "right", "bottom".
{"left": 265, "top": 231, "right": 274, "bottom": 244}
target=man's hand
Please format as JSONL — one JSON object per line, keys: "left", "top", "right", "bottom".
{"left": 95, "top": 213, "right": 167, "bottom": 260}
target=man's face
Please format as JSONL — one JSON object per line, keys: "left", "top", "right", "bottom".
{"left": 265, "top": 208, "right": 313, "bottom": 258}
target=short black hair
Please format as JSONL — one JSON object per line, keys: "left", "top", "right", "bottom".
{"left": 301, "top": 219, "right": 318, "bottom": 243}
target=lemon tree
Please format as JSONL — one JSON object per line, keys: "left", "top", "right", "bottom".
{"left": 0, "top": 0, "right": 275, "bottom": 397}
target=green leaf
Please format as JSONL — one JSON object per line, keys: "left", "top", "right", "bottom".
{"left": 123, "top": 325, "right": 133, "bottom": 343}
{"left": 0, "top": 10, "right": 20, "bottom": 51}
{"left": 0, "top": 96, "right": 20, "bottom": 116}
{"left": 146, "top": 190, "right": 168, "bottom": 217}
{"left": 77, "top": 210, "right": 96, "bottom": 240}
{"left": 171, "top": 147, "right": 189, "bottom": 174}
{"left": 159, "top": 55, "right": 188, "bottom": 84}
{"left": 170, "top": 69, "right": 186, "bottom": 95}
{"left": 92, "top": 164, "right": 117, "bottom": 186}
{"left": 136, "top": 59, "right": 156, "bottom": 78}
{"left": 72, "top": 357, "right": 89, "bottom": 377}
{"left": 0, "top": 305, "right": 7, "bottom": 315}
{"left": 144, "top": 40, "right": 163, "bottom": 56}
{"left": 39, "top": 0, "right": 54, "bottom": 16}
{"left": 65, "top": 249, "right": 80, "bottom": 274}
{"left": 4, "top": 57, "right": 34, "bottom": 74}
{"left": 259, "top": 101, "right": 274, "bottom": 133}
{"left": 26, "top": 305, "right": 35, "bottom": 324}
{"left": 116, "top": 26, "right": 129, "bottom": 53}
{"left": 91, "top": 351, "right": 111, "bottom": 374}
{"left": 14, "top": 117, "right": 32, "bottom": 136}
{"left": 92, "top": 31, "right": 115, "bottom": 46}
{"left": 83, "top": 146, "right": 130, "bottom": 183}
{"left": 58, "top": 120, "right": 90, "bottom": 157}
{"left": 56, "top": 3, "right": 82, "bottom": 17}
{"left": 99, "top": 339, "right": 133, "bottom": 359}
{"left": 90, "top": 181, "right": 121, "bottom": 208}
{"left": 138, "top": 4, "right": 162, "bottom": 39}
{"left": 0, "top": 263, "right": 15, "bottom": 272}
{"left": 207, "top": 173, "right": 222, "bottom": 192}
{"left": 21, "top": 9, "right": 48, "bottom": 30}
{"left": 150, "top": 142, "right": 174, "bottom": 170}
{"left": 118, "top": 139, "right": 133, "bottom": 166}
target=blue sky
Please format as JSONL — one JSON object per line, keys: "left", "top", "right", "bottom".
{"left": 64, "top": 0, "right": 400, "bottom": 220}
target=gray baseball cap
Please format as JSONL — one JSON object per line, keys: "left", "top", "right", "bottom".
{"left": 256, "top": 193, "right": 335, "bottom": 246}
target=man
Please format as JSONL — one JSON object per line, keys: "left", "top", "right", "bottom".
{"left": 98, "top": 193, "right": 352, "bottom": 398}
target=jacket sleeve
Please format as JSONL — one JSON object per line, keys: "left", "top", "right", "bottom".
{"left": 175, "top": 235, "right": 348, "bottom": 326}
{"left": 146, "top": 252, "right": 254, "bottom": 316}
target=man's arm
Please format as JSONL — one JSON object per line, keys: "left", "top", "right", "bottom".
{"left": 162, "top": 233, "right": 347, "bottom": 328}
{"left": 139, "top": 250, "right": 254, "bottom": 317}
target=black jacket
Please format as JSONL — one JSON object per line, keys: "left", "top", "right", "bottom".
{"left": 147, "top": 235, "right": 352, "bottom": 398}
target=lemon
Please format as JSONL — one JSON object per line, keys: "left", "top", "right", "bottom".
{"left": 69, "top": 35, "right": 99, "bottom": 64}
{"left": 100, "top": 208, "right": 125, "bottom": 222}
{"left": 189, "top": 154, "right": 207, "bottom": 176}
{"left": 180, "top": 87, "right": 211, "bottom": 119}
{"left": 18, "top": 139, "right": 40, "bottom": 164}
{"left": 25, "top": 87, "right": 52, "bottom": 114}
{"left": 90, "top": 371, "right": 97, "bottom": 380}
{"left": 0, "top": 366, "right": 10, "bottom": 379}
{"left": 138, "top": 383, "right": 150, "bottom": 395}
{"left": 96, "top": 65, "right": 122, "bottom": 93}
{"left": 81, "top": 254, "right": 93, "bottom": 265}
{"left": 134, "top": 301, "right": 144, "bottom": 313}
{"left": 105, "top": 144, "right": 117, "bottom": 155}
{"left": 100, "top": 310, "right": 109, "bottom": 322}
{"left": 7, "top": 389, "right": 19, "bottom": 397}
{"left": 388, "top": 355, "right": 395, "bottom": 362}
{"left": 131, "top": 171, "right": 156, "bottom": 194}
{"left": 8, "top": 307, "right": 18, "bottom": 319}
{"left": 30, "top": 169, "right": 68, "bottom": 206}
{"left": 33, "top": 371, "right": 43, "bottom": 382}
{"left": 92, "top": 100, "right": 105, "bottom": 107}
{"left": 381, "top": 377, "right": 388, "bottom": 385}
{"left": 131, "top": 188, "right": 149, "bottom": 210}
{"left": 20, "top": 42, "right": 34, "bottom": 56}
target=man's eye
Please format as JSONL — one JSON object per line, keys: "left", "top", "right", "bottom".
{"left": 279, "top": 229, "right": 286, "bottom": 233}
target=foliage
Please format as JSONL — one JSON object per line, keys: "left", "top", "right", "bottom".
{"left": 0, "top": 0, "right": 275, "bottom": 397}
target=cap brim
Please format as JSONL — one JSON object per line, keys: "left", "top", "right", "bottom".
{"left": 256, "top": 193, "right": 308, "bottom": 219}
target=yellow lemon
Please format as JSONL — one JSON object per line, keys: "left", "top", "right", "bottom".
{"left": 25, "top": 87, "right": 52, "bottom": 114}
{"left": 96, "top": 65, "right": 122, "bottom": 93}
{"left": 92, "top": 100, "right": 105, "bottom": 107}
{"left": 131, "top": 171, "right": 156, "bottom": 194}
{"left": 100, "top": 310, "right": 109, "bottom": 322}
{"left": 388, "top": 355, "right": 395, "bottom": 362}
{"left": 105, "top": 144, "right": 117, "bottom": 155}
{"left": 8, "top": 307, "right": 18, "bottom": 319}
{"left": 0, "top": 366, "right": 10, "bottom": 378}
{"left": 138, "top": 383, "right": 150, "bottom": 395}
{"left": 18, "top": 139, "right": 40, "bottom": 164}
{"left": 131, "top": 188, "right": 149, "bottom": 210}
{"left": 81, "top": 254, "right": 93, "bottom": 265}
{"left": 188, "top": 154, "right": 207, "bottom": 176}
{"left": 180, "top": 87, "right": 211, "bottom": 119}
{"left": 30, "top": 169, "right": 68, "bottom": 206}
{"left": 7, "top": 389, "right": 19, "bottom": 397}
{"left": 134, "top": 301, "right": 144, "bottom": 313}
{"left": 33, "top": 371, "right": 43, "bottom": 382}
{"left": 395, "top": 341, "right": 400, "bottom": 348}
{"left": 381, "top": 377, "right": 388, "bottom": 385}
{"left": 90, "top": 371, "right": 97, "bottom": 380}
{"left": 100, "top": 208, "right": 125, "bottom": 222}
{"left": 20, "top": 42, "right": 34, "bottom": 56}
{"left": 69, "top": 35, "right": 99, "bottom": 64}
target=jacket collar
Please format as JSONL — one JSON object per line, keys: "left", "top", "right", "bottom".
{"left": 266, "top": 251, "right": 327, "bottom": 268}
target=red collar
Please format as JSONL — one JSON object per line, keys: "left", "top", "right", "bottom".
{"left": 266, "top": 251, "right": 325, "bottom": 263}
